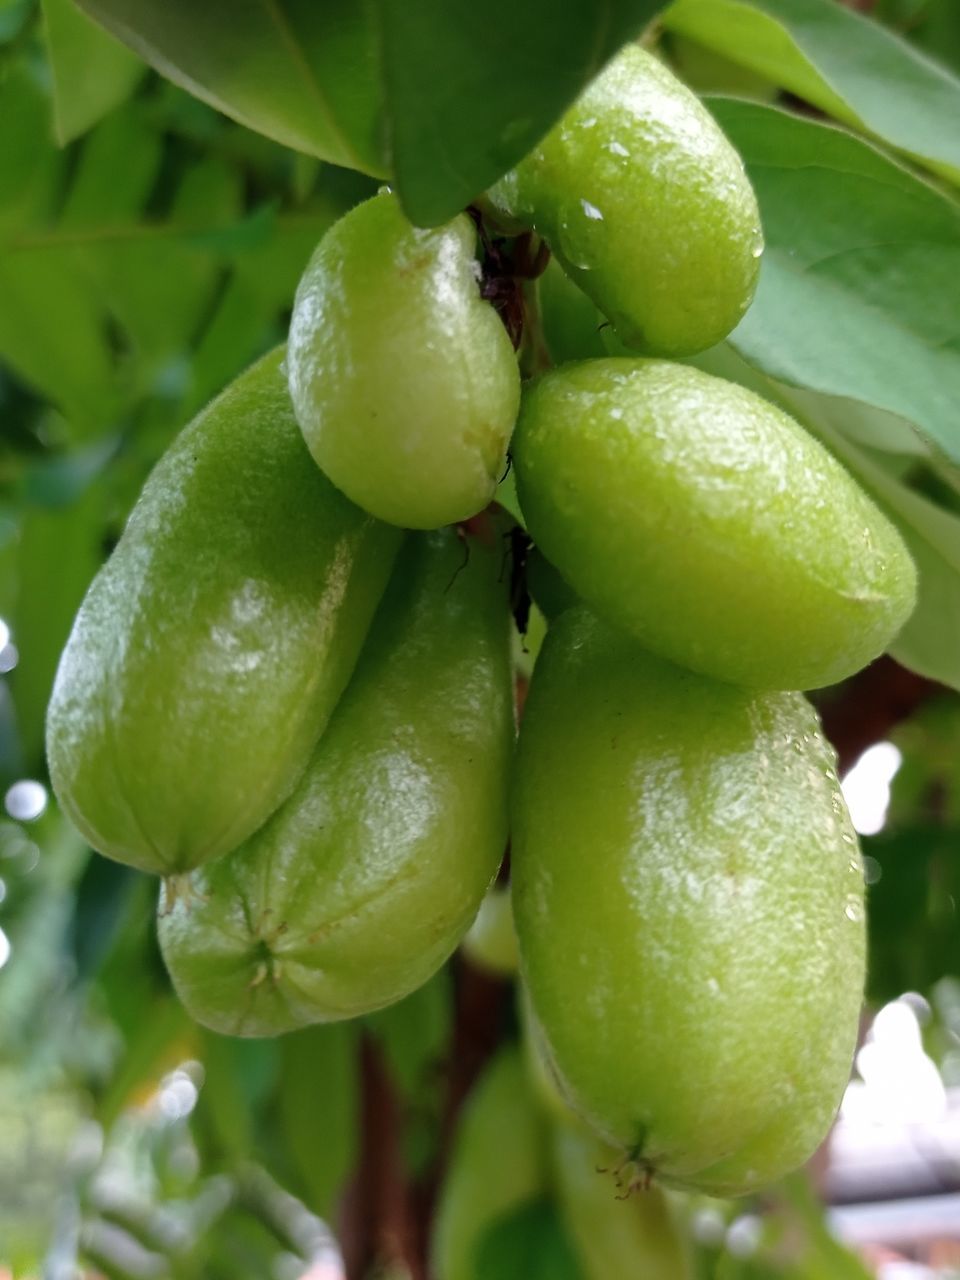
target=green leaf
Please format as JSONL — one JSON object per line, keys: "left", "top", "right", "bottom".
{"left": 197, "top": 1032, "right": 280, "bottom": 1159}
{"left": 374, "top": 0, "right": 661, "bottom": 224}
{"left": 42, "top": 0, "right": 145, "bottom": 144}
{"left": 662, "top": 0, "right": 960, "bottom": 184}
{"left": 709, "top": 99, "right": 960, "bottom": 467}
{"left": 72, "top": 0, "right": 661, "bottom": 225}
{"left": 278, "top": 1023, "right": 358, "bottom": 1218}
{"left": 72, "top": 0, "right": 388, "bottom": 175}
{"left": 9, "top": 487, "right": 105, "bottom": 767}
{"left": 364, "top": 968, "right": 452, "bottom": 1097}
{"left": 476, "top": 1200, "right": 585, "bottom": 1280}
{"left": 865, "top": 826, "right": 959, "bottom": 1001}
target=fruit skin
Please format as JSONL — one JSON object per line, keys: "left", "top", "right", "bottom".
{"left": 288, "top": 191, "right": 521, "bottom": 529}
{"left": 431, "top": 1046, "right": 546, "bottom": 1280}
{"left": 511, "top": 607, "right": 866, "bottom": 1197}
{"left": 158, "top": 522, "right": 514, "bottom": 1037}
{"left": 490, "top": 44, "right": 762, "bottom": 356}
{"left": 46, "top": 349, "right": 400, "bottom": 877}
{"left": 514, "top": 358, "right": 917, "bottom": 690}
{"left": 553, "top": 1125, "right": 693, "bottom": 1280}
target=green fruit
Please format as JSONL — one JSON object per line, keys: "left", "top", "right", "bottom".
{"left": 47, "top": 349, "right": 400, "bottom": 876}
{"left": 490, "top": 44, "right": 762, "bottom": 356}
{"left": 553, "top": 1126, "right": 693, "bottom": 1280}
{"left": 461, "top": 885, "right": 519, "bottom": 977}
{"left": 511, "top": 608, "right": 866, "bottom": 1197}
{"left": 288, "top": 191, "right": 521, "bottom": 529}
{"left": 431, "top": 1046, "right": 546, "bottom": 1280}
{"left": 158, "top": 524, "right": 514, "bottom": 1036}
{"left": 514, "top": 359, "right": 917, "bottom": 690}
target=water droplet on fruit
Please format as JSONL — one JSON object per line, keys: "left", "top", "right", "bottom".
{"left": 844, "top": 897, "right": 863, "bottom": 923}
{"left": 581, "top": 199, "right": 604, "bottom": 221}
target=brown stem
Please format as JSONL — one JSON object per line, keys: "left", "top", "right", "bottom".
{"left": 339, "top": 1033, "right": 423, "bottom": 1280}
{"left": 815, "top": 655, "right": 943, "bottom": 777}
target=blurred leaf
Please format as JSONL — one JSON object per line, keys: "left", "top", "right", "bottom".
{"left": 433, "top": 1046, "right": 547, "bottom": 1280}
{"left": 72, "top": 0, "right": 662, "bottom": 225}
{"left": 897, "top": 0, "right": 960, "bottom": 76}
{"left": 476, "top": 1199, "right": 585, "bottom": 1280}
{"left": 198, "top": 1035, "right": 280, "bottom": 1157}
{"left": 42, "top": 0, "right": 144, "bottom": 144}
{"left": 0, "top": 63, "right": 60, "bottom": 233}
{"left": 9, "top": 485, "right": 104, "bottom": 766}
{"left": 69, "top": 853, "right": 140, "bottom": 982}
{"left": 98, "top": 993, "right": 191, "bottom": 1126}
{"left": 663, "top": 0, "right": 960, "bottom": 184}
{"left": 708, "top": 99, "right": 960, "bottom": 468}
{"left": 278, "top": 1022, "right": 358, "bottom": 1217}
{"left": 0, "top": 0, "right": 33, "bottom": 41}
{"left": 865, "top": 826, "right": 959, "bottom": 1003}
{"left": 365, "top": 968, "right": 451, "bottom": 1097}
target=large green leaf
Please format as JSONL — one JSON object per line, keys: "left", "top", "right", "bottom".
{"left": 278, "top": 1023, "right": 358, "bottom": 1218}
{"left": 477, "top": 1200, "right": 585, "bottom": 1280}
{"left": 73, "top": 0, "right": 386, "bottom": 176}
{"left": 374, "top": 0, "right": 660, "bottom": 224}
{"left": 662, "top": 0, "right": 960, "bottom": 183}
{"left": 72, "top": 0, "right": 660, "bottom": 225}
{"left": 42, "top": 0, "right": 144, "bottom": 144}
{"left": 708, "top": 99, "right": 960, "bottom": 467}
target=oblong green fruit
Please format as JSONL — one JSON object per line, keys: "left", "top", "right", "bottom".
{"left": 47, "top": 349, "right": 400, "bottom": 876}
{"left": 431, "top": 1046, "right": 546, "bottom": 1280}
{"left": 158, "top": 523, "right": 514, "bottom": 1036}
{"left": 490, "top": 44, "right": 762, "bottom": 356}
{"left": 553, "top": 1126, "right": 693, "bottom": 1280}
{"left": 514, "top": 359, "right": 917, "bottom": 690}
{"left": 288, "top": 191, "right": 521, "bottom": 529}
{"left": 512, "top": 607, "right": 866, "bottom": 1197}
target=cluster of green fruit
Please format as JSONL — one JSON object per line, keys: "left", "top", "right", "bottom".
{"left": 46, "top": 44, "right": 917, "bottom": 1201}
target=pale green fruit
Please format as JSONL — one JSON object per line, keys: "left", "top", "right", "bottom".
{"left": 288, "top": 191, "right": 521, "bottom": 529}
{"left": 512, "top": 607, "right": 866, "bottom": 1197}
{"left": 553, "top": 1126, "right": 693, "bottom": 1280}
{"left": 461, "top": 885, "right": 519, "bottom": 977}
{"left": 514, "top": 359, "right": 917, "bottom": 690}
{"left": 431, "top": 1047, "right": 546, "bottom": 1280}
{"left": 490, "top": 44, "right": 762, "bottom": 355}
{"left": 158, "top": 524, "right": 514, "bottom": 1036}
{"left": 46, "top": 349, "right": 400, "bottom": 876}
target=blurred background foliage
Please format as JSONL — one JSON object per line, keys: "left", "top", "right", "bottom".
{"left": 0, "top": 0, "right": 958, "bottom": 1276}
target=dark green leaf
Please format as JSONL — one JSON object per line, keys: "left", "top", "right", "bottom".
{"left": 476, "top": 1199, "right": 585, "bottom": 1280}
{"left": 710, "top": 99, "right": 960, "bottom": 467}
{"left": 72, "top": 0, "right": 662, "bottom": 224}
{"left": 364, "top": 968, "right": 452, "bottom": 1097}
{"left": 42, "top": 0, "right": 144, "bottom": 144}
{"left": 865, "top": 826, "right": 959, "bottom": 1001}
{"left": 278, "top": 1023, "right": 358, "bottom": 1217}
{"left": 9, "top": 488, "right": 105, "bottom": 766}
{"left": 663, "top": 0, "right": 960, "bottom": 184}
{"left": 375, "top": 0, "right": 661, "bottom": 224}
